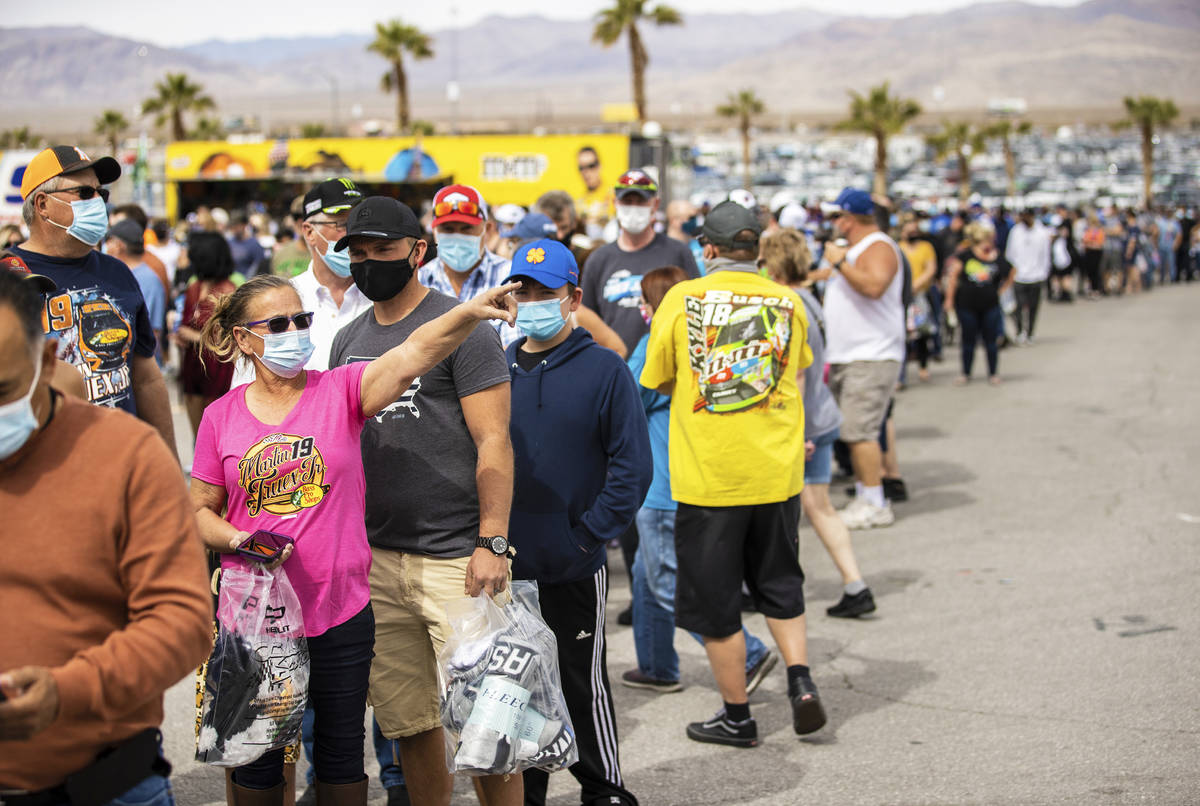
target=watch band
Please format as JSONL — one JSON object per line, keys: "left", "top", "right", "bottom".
{"left": 476, "top": 535, "right": 512, "bottom": 558}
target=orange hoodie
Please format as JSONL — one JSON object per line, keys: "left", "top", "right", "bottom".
{"left": 0, "top": 396, "right": 213, "bottom": 789}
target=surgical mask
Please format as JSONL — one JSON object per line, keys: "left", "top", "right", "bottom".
{"left": 616, "top": 204, "right": 652, "bottom": 235}
{"left": 437, "top": 233, "right": 483, "bottom": 273}
{"left": 350, "top": 250, "right": 417, "bottom": 302}
{"left": 316, "top": 231, "right": 352, "bottom": 278}
{"left": 681, "top": 216, "right": 701, "bottom": 237}
{"left": 0, "top": 357, "right": 42, "bottom": 461}
{"left": 243, "top": 328, "right": 314, "bottom": 379}
{"left": 516, "top": 297, "right": 568, "bottom": 341}
{"left": 45, "top": 194, "right": 109, "bottom": 246}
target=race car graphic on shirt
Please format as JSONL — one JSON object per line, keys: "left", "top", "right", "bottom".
{"left": 684, "top": 289, "right": 793, "bottom": 414}
{"left": 237, "top": 433, "right": 330, "bottom": 517}
{"left": 43, "top": 288, "right": 134, "bottom": 408}
{"left": 601, "top": 269, "right": 644, "bottom": 309}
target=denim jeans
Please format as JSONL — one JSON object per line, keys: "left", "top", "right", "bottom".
{"left": 632, "top": 507, "right": 767, "bottom": 682}
{"left": 235, "top": 604, "right": 375, "bottom": 788}
{"left": 105, "top": 773, "right": 173, "bottom": 806}
{"left": 372, "top": 717, "right": 405, "bottom": 790}
{"left": 957, "top": 305, "right": 1004, "bottom": 378}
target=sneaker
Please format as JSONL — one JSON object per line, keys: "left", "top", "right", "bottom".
{"left": 789, "top": 678, "right": 827, "bottom": 735}
{"left": 745, "top": 649, "right": 778, "bottom": 695}
{"left": 621, "top": 668, "right": 682, "bottom": 693}
{"left": 685, "top": 710, "right": 758, "bottom": 748}
{"left": 839, "top": 498, "right": 894, "bottom": 530}
{"left": 826, "top": 588, "right": 876, "bottom": 618}
{"left": 882, "top": 477, "right": 908, "bottom": 502}
{"left": 297, "top": 788, "right": 317, "bottom": 806}
{"left": 616, "top": 605, "right": 633, "bottom": 626}
{"left": 386, "top": 786, "right": 412, "bottom": 806}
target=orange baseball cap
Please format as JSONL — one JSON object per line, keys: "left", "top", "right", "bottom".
{"left": 20, "top": 145, "right": 121, "bottom": 200}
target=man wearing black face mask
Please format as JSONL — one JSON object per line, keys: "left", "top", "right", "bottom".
{"left": 328, "top": 197, "right": 521, "bottom": 806}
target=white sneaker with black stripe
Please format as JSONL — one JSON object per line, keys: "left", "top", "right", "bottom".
{"left": 685, "top": 709, "right": 758, "bottom": 748}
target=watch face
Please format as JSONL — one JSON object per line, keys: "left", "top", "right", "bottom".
{"left": 490, "top": 536, "right": 509, "bottom": 554}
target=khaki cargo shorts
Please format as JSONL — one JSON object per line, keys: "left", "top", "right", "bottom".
{"left": 828, "top": 360, "right": 900, "bottom": 443}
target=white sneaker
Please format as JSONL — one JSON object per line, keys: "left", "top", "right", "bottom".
{"left": 839, "top": 498, "right": 895, "bottom": 530}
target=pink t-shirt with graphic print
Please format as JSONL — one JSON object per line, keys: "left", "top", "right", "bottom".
{"left": 192, "top": 362, "right": 371, "bottom": 637}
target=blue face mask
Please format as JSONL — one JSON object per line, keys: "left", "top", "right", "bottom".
{"left": 46, "top": 194, "right": 109, "bottom": 246}
{"left": 316, "top": 231, "right": 352, "bottom": 278}
{"left": 516, "top": 297, "right": 568, "bottom": 341}
{"left": 438, "top": 233, "right": 483, "bottom": 273}
{"left": 244, "top": 327, "right": 315, "bottom": 378}
{"left": 0, "top": 358, "right": 42, "bottom": 461}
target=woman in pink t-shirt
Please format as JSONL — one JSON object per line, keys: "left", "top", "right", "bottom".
{"left": 189, "top": 274, "right": 516, "bottom": 798}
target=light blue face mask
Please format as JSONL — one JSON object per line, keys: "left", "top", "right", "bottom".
{"left": 0, "top": 358, "right": 42, "bottom": 461}
{"left": 46, "top": 194, "right": 109, "bottom": 246}
{"left": 244, "top": 327, "right": 315, "bottom": 379}
{"left": 317, "top": 230, "right": 352, "bottom": 278}
{"left": 516, "top": 297, "right": 568, "bottom": 342}
{"left": 438, "top": 233, "right": 483, "bottom": 273}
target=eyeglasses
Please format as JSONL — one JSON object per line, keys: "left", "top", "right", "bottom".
{"left": 49, "top": 185, "right": 110, "bottom": 203}
{"left": 243, "top": 312, "right": 314, "bottom": 333}
{"left": 308, "top": 218, "right": 347, "bottom": 232}
{"left": 433, "top": 199, "right": 480, "bottom": 219}
{"left": 578, "top": 161, "right": 600, "bottom": 172}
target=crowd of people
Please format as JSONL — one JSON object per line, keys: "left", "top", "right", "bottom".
{"left": 2, "top": 141, "right": 1198, "bottom": 806}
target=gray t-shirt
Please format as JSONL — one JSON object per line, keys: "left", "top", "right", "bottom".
{"left": 581, "top": 233, "right": 700, "bottom": 353}
{"left": 329, "top": 291, "right": 510, "bottom": 557}
{"left": 798, "top": 288, "right": 843, "bottom": 441}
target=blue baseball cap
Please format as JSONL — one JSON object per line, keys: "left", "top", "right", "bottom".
{"left": 504, "top": 239, "right": 579, "bottom": 289}
{"left": 501, "top": 212, "right": 558, "bottom": 241}
{"left": 826, "top": 187, "right": 874, "bottom": 216}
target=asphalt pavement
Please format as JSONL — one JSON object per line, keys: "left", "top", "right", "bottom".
{"left": 162, "top": 283, "right": 1200, "bottom": 805}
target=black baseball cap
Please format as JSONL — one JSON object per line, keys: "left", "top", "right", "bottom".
{"left": 303, "top": 177, "right": 363, "bottom": 220}
{"left": 702, "top": 200, "right": 763, "bottom": 250}
{"left": 334, "top": 196, "right": 423, "bottom": 251}
{"left": 107, "top": 218, "right": 144, "bottom": 249}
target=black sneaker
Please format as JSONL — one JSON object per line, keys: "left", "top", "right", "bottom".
{"left": 826, "top": 588, "right": 876, "bottom": 619}
{"left": 685, "top": 710, "right": 758, "bottom": 748}
{"left": 616, "top": 605, "right": 633, "bottom": 626}
{"left": 882, "top": 477, "right": 908, "bottom": 502}
{"left": 789, "top": 678, "right": 827, "bottom": 735}
{"left": 621, "top": 668, "right": 682, "bottom": 693}
{"left": 745, "top": 649, "right": 777, "bottom": 695}
{"left": 386, "top": 786, "right": 412, "bottom": 806}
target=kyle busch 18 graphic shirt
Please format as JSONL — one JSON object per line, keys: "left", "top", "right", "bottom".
{"left": 12, "top": 246, "right": 155, "bottom": 415}
{"left": 640, "top": 260, "right": 813, "bottom": 507}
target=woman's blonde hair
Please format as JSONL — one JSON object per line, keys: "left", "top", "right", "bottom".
{"left": 199, "top": 275, "right": 293, "bottom": 364}
{"left": 758, "top": 229, "right": 812, "bottom": 286}
{"left": 963, "top": 221, "right": 996, "bottom": 246}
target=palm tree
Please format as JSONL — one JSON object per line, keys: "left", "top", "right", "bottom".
{"left": 299, "top": 122, "right": 328, "bottom": 139}
{"left": 926, "top": 121, "right": 991, "bottom": 203}
{"left": 0, "top": 127, "right": 40, "bottom": 149}
{"left": 987, "top": 120, "right": 1033, "bottom": 199}
{"left": 93, "top": 109, "right": 129, "bottom": 155}
{"left": 592, "top": 0, "right": 683, "bottom": 125}
{"left": 367, "top": 19, "right": 434, "bottom": 134}
{"left": 141, "top": 73, "right": 215, "bottom": 141}
{"left": 835, "top": 82, "right": 922, "bottom": 197}
{"left": 1115, "top": 95, "right": 1179, "bottom": 207}
{"left": 717, "top": 90, "right": 766, "bottom": 190}
{"left": 191, "top": 117, "right": 225, "bottom": 141}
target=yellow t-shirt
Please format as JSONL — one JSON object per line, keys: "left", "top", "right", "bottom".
{"left": 640, "top": 267, "right": 813, "bottom": 507}
{"left": 899, "top": 238, "right": 937, "bottom": 287}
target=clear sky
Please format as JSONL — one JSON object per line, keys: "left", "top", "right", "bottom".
{"left": 4, "top": 0, "right": 1086, "bottom": 47}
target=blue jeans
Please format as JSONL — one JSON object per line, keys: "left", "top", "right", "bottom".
{"left": 957, "top": 305, "right": 1003, "bottom": 378}
{"left": 632, "top": 507, "right": 768, "bottom": 682}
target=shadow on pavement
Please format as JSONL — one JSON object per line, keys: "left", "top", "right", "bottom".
{"left": 895, "top": 424, "right": 947, "bottom": 440}
{"left": 810, "top": 651, "right": 939, "bottom": 741}
{"left": 895, "top": 488, "right": 976, "bottom": 518}
{"left": 802, "top": 567, "right": 924, "bottom": 605}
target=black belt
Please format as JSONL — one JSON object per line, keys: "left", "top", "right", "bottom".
{"left": 1, "top": 729, "right": 170, "bottom": 806}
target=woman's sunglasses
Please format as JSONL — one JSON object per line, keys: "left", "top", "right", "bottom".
{"left": 242, "top": 312, "right": 314, "bottom": 333}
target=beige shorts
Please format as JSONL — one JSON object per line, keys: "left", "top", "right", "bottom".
{"left": 828, "top": 360, "right": 900, "bottom": 443}
{"left": 368, "top": 548, "right": 510, "bottom": 738}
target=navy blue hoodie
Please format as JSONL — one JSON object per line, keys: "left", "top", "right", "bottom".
{"left": 506, "top": 328, "right": 652, "bottom": 586}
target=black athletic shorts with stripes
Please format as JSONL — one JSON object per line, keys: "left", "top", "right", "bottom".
{"left": 673, "top": 494, "right": 806, "bottom": 638}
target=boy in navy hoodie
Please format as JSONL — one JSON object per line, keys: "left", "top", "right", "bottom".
{"left": 504, "top": 239, "right": 651, "bottom": 806}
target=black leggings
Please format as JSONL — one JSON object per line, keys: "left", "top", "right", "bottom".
{"left": 957, "top": 305, "right": 1003, "bottom": 378}
{"left": 1082, "top": 249, "right": 1103, "bottom": 294}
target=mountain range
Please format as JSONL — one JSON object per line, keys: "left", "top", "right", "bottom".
{"left": 1, "top": 0, "right": 1196, "bottom": 134}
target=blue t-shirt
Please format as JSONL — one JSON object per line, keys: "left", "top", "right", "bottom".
{"left": 227, "top": 234, "right": 266, "bottom": 277}
{"left": 627, "top": 334, "right": 674, "bottom": 511}
{"left": 11, "top": 245, "right": 156, "bottom": 414}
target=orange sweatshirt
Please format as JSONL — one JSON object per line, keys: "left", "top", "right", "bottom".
{"left": 0, "top": 396, "right": 213, "bottom": 789}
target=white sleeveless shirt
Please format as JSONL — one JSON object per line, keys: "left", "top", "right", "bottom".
{"left": 823, "top": 231, "right": 906, "bottom": 364}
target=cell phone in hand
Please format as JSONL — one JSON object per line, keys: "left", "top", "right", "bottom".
{"left": 236, "top": 530, "right": 294, "bottom": 563}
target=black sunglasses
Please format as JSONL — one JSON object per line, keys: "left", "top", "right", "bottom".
{"left": 578, "top": 161, "right": 600, "bottom": 172}
{"left": 243, "top": 312, "right": 314, "bottom": 333}
{"left": 51, "top": 185, "right": 111, "bottom": 203}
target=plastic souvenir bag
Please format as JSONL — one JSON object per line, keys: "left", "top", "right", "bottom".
{"left": 196, "top": 564, "right": 310, "bottom": 766}
{"left": 437, "top": 581, "right": 578, "bottom": 777}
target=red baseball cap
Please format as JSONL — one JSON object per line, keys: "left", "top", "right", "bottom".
{"left": 432, "top": 184, "right": 488, "bottom": 228}
{"left": 1, "top": 249, "right": 57, "bottom": 294}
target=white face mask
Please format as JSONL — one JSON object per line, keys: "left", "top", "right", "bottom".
{"left": 616, "top": 204, "right": 652, "bottom": 235}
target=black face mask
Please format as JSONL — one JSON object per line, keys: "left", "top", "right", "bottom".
{"left": 350, "top": 246, "right": 417, "bottom": 302}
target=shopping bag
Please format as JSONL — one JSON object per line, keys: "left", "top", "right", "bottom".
{"left": 195, "top": 564, "right": 310, "bottom": 766}
{"left": 437, "top": 581, "right": 579, "bottom": 776}
{"left": 906, "top": 294, "right": 934, "bottom": 337}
